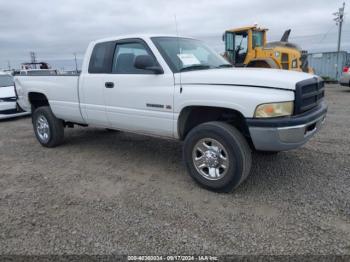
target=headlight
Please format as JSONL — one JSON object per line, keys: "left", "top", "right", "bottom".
{"left": 254, "top": 101, "right": 294, "bottom": 118}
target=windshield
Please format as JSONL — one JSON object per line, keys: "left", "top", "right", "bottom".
{"left": 0, "top": 75, "right": 14, "bottom": 87}
{"left": 152, "top": 37, "right": 231, "bottom": 72}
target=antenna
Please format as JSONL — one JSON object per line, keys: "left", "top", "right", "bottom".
{"left": 73, "top": 52, "right": 78, "bottom": 73}
{"left": 174, "top": 14, "right": 182, "bottom": 85}
{"left": 174, "top": 15, "right": 179, "bottom": 38}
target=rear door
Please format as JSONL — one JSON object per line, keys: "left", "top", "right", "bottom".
{"left": 103, "top": 39, "right": 175, "bottom": 137}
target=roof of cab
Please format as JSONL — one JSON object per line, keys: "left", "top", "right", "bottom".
{"left": 93, "top": 34, "right": 195, "bottom": 44}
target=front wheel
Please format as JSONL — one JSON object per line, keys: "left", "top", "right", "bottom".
{"left": 183, "top": 122, "right": 252, "bottom": 192}
{"left": 32, "top": 106, "right": 64, "bottom": 147}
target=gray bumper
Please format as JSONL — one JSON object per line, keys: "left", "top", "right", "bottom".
{"left": 247, "top": 102, "right": 327, "bottom": 151}
{"left": 340, "top": 75, "right": 350, "bottom": 86}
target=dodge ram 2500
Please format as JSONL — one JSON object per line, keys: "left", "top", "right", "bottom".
{"left": 15, "top": 35, "right": 328, "bottom": 192}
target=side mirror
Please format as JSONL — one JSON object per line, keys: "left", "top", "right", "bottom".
{"left": 134, "top": 55, "right": 164, "bottom": 74}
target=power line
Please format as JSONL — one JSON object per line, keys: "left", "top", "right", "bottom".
{"left": 30, "top": 51, "right": 37, "bottom": 69}
{"left": 319, "top": 24, "right": 336, "bottom": 43}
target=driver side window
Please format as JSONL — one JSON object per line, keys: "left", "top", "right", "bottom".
{"left": 112, "top": 42, "right": 153, "bottom": 74}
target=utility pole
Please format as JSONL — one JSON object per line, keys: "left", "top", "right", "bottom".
{"left": 30, "top": 51, "right": 37, "bottom": 69}
{"left": 7, "top": 61, "right": 11, "bottom": 70}
{"left": 333, "top": 2, "right": 345, "bottom": 80}
{"left": 73, "top": 53, "right": 78, "bottom": 73}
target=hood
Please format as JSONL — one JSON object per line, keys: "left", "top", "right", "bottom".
{"left": 0, "top": 85, "right": 15, "bottom": 98}
{"left": 177, "top": 67, "right": 316, "bottom": 91}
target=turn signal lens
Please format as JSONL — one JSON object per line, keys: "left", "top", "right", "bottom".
{"left": 254, "top": 102, "right": 294, "bottom": 118}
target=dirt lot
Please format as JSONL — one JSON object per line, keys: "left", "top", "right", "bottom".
{"left": 0, "top": 85, "right": 349, "bottom": 255}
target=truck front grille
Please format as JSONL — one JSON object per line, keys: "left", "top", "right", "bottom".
{"left": 295, "top": 78, "right": 325, "bottom": 114}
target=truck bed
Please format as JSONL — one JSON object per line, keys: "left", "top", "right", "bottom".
{"left": 15, "top": 75, "right": 85, "bottom": 124}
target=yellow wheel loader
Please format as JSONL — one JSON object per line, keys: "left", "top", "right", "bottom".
{"left": 223, "top": 26, "right": 313, "bottom": 73}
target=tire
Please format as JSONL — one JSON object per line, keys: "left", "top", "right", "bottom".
{"left": 183, "top": 121, "right": 252, "bottom": 192}
{"left": 32, "top": 106, "right": 64, "bottom": 147}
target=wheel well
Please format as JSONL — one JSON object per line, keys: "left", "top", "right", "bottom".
{"left": 178, "top": 106, "right": 249, "bottom": 140}
{"left": 28, "top": 92, "right": 49, "bottom": 111}
{"left": 247, "top": 59, "right": 279, "bottom": 69}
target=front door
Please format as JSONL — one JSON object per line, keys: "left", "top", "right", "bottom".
{"left": 80, "top": 41, "right": 115, "bottom": 126}
{"left": 104, "top": 39, "right": 175, "bottom": 137}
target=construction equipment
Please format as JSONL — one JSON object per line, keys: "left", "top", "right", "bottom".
{"left": 223, "top": 25, "right": 313, "bottom": 73}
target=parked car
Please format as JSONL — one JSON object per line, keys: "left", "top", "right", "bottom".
{"left": 15, "top": 35, "right": 327, "bottom": 192}
{"left": 0, "top": 72, "right": 29, "bottom": 120}
{"left": 340, "top": 65, "right": 350, "bottom": 87}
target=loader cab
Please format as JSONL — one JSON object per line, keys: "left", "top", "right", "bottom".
{"left": 223, "top": 26, "right": 267, "bottom": 66}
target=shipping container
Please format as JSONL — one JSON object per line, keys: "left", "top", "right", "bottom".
{"left": 307, "top": 51, "right": 349, "bottom": 81}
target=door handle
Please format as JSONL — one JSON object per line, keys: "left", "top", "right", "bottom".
{"left": 105, "top": 82, "right": 114, "bottom": 88}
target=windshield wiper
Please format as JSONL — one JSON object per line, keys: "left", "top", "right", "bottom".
{"left": 180, "top": 64, "right": 211, "bottom": 72}
{"left": 217, "top": 64, "right": 233, "bottom": 68}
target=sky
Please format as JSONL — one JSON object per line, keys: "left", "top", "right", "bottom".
{"left": 0, "top": 0, "right": 349, "bottom": 70}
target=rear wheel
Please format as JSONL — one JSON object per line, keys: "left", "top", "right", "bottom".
{"left": 32, "top": 106, "right": 64, "bottom": 147}
{"left": 183, "top": 121, "right": 252, "bottom": 192}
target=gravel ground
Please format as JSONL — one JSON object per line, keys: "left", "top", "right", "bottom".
{"left": 0, "top": 84, "right": 349, "bottom": 255}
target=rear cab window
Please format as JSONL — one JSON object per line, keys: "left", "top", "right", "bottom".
{"left": 88, "top": 41, "right": 115, "bottom": 74}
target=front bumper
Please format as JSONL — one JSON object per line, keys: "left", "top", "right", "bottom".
{"left": 246, "top": 101, "right": 328, "bottom": 151}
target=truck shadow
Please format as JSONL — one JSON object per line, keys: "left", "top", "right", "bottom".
{"left": 62, "top": 127, "right": 316, "bottom": 195}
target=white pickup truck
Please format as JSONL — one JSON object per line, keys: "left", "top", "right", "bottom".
{"left": 15, "top": 34, "right": 327, "bottom": 192}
